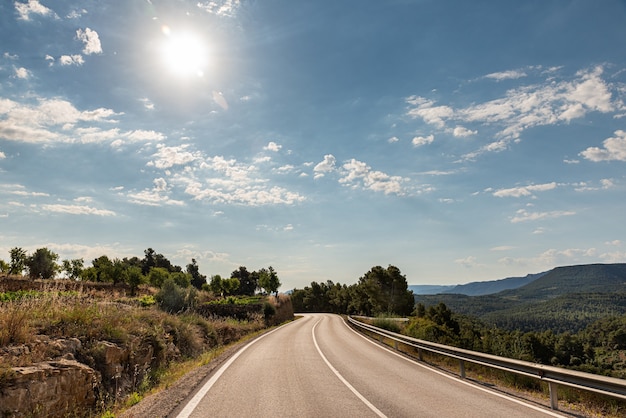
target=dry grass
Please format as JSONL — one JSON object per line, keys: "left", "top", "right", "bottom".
{"left": 0, "top": 284, "right": 271, "bottom": 413}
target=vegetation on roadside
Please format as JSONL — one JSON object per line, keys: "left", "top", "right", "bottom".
{"left": 0, "top": 245, "right": 292, "bottom": 417}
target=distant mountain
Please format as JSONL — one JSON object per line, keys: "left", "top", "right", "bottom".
{"left": 408, "top": 284, "right": 456, "bottom": 295}
{"left": 414, "top": 263, "right": 626, "bottom": 332}
{"left": 441, "top": 272, "right": 546, "bottom": 296}
{"left": 499, "top": 263, "right": 626, "bottom": 300}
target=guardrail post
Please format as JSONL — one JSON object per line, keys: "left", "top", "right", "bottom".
{"left": 548, "top": 382, "right": 559, "bottom": 410}
{"left": 459, "top": 360, "right": 466, "bottom": 379}
{"left": 394, "top": 340, "right": 398, "bottom": 350}
{"left": 417, "top": 347, "right": 423, "bottom": 361}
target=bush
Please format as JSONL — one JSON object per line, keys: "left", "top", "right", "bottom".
{"left": 263, "top": 302, "right": 276, "bottom": 323}
{"left": 138, "top": 295, "right": 156, "bottom": 307}
{"left": 155, "top": 278, "right": 197, "bottom": 313}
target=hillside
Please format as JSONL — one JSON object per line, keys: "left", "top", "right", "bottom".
{"left": 442, "top": 272, "right": 546, "bottom": 296}
{"left": 408, "top": 284, "right": 456, "bottom": 295}
{"left": 414, "top": 263, "right": 626, "bottom": 332}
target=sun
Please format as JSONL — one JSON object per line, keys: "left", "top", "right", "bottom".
{"left": 160, "top": 26, "right": 208, "bottom": 77}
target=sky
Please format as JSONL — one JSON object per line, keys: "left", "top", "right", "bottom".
{"left": 1, "top": 0, "right": 626, "bottom": 290}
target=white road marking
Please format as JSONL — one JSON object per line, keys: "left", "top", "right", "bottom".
{"left": 175, "top": 320, "right": 299, "bottom": 418}
{"left": 312, "top": 317, "right": 388, "bottom": 418}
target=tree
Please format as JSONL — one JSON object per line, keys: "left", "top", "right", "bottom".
{"left": 358, "top": 265, "right": 415, "bottom": 316}
{"left": 92, "top": 255, "right": 114, "bottom": 282}
{"left": 62, "top": 258, "right": 84, "bottom": 280}
{"left": 127, "top": 266, "right": 144, "bottom": 296}
{"left": 26, "top": 247, "right": 59, "bottom": 280}
{"left": 231, "top": 266, "right": 257, "bottom": 296}
{"left": 142, "top": 248, "right": 182, "bottom": 275}
{"left": 208, "top": 274, "right": 224, "bottom": 296}
{"left": 8, "top": 247, "right": 27, "bottom": 276}
{"left": 0, "top": 259, "right": 8, "bottom": 275}
{"left": 148, "top": 267, "right": 170, "bottom": 288}
{"left": 209, "top": 275, "right": 240, "bottom": 297}
{"left": 171, "top": 271, "right": 191, "bottom": 288}
{"left": 258, "top": 266, "right": 281, "bottom": 296}
{"left": 223, "top": 277, "right": 240, "bottom": 296}
{"left": 187, "top": 258, "right": 207, "bottom": 290}
{"left": 141, "top": 248, "right": 156, "bottom": 275}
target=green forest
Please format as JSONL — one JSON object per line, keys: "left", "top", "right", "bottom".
{"left": 292, "top": 264, "right": 626, "bottom": 380}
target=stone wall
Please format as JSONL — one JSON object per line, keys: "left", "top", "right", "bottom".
{"left": 0, "top": 359, "right": 98, "bottom": 418}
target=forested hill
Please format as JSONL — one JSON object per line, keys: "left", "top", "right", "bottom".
{"left": 499, "top": 263, "right": 626, "bottom": 300}
{"left": 442, "top": 271, "right": 546, "bottom": 296}
{"left": 414, "top": 263, "right": 626, "bottom": 333}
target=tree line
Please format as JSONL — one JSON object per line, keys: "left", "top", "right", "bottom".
{"left": 291, "top": 265, "right": 415, "bottom": 316}
{"left": 0, "top": 247, "right": 281, "bottom": 296}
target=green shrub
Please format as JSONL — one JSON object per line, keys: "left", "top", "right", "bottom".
{"left": 263, "top": 302, "right": 276, "bottom": 322}
{"left": 138, "top": 295, "right": 156, "bottom": 307}
{"left": 373, "top": 317, "right": 402, "bottom": 333}
{"left": 155, "top": 279, "right": 186, "bottom": 313}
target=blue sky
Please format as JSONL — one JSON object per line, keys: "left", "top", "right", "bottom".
{"left": 1, "top": 0, "right": 626, "bottom": 289}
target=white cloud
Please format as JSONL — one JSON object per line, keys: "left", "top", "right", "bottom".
{"left": 274, "top": 164, "right": 295, "bottom": 173}
{"left": 59, "top": 55, "right": 84, "bottom": 66}
{"left": 149, "top": 144, "right": 200, "bottom": 169}
{"left": 452, "top": 126, "right": 476, "bottom": 137}
{"left": 41, "top": 204, "right": 116, "bottom": 216}
{"left": 168, "top": 155, "right": 306, "bottom": 206}
{"left": 14, "top": 0, "right": 58, "bottom": 21}
{"left": 407, "top": 66, "right": 619, "bottom": 160}
{"left": 76, "top": 28, "right": 102, "bottom": 55}
{"left": 491, "top": 246, "right": 515, "bottom": 251}
{"left": 66, "top": 8, "right": 87, "bottom": 19}
{"left": 406, "top": 96, "right": 453, "bottom": 128}
{"left": 0, "top": 98, "right": 143, "bottom": 145}
{"left": 313, "top": 154, "right": 337, "bottom": 179}
{"left": 574, "top": 178, "right": 615, "bottom": 192}
{"left": 510, "top": 209, "right": 576, "bottom": 223}
{"left": 412, "top": 134, "right": 434, "bottom": 147}
{"left": 339, "top": 159, "right": 406, "bottom": 195}
{"left": 1, "top": 184, "right": 49, "bottom": 197}
{"left": 127, "top": 178, "right": 185, "bottom": 207}
{"left": 0, "top": 150, "right": 6, "bottom": 159}
{"left": 580, "top": 130, "right": 626, "bottom": 162}
{"left": 13, "top": 67, "right": 30, "bottom": 79}
{"left": 264, "top": 141, "right": 282, "bottom": 152}
{"left": 388, "top": 136, "right": 399, "bottom": 143}
{"left": 455, "top": 256, "right": 481, "bottom": 268}
{"left": 197, "top": 0, "right": 241, "bottom": 17}
{"left": 484, "top": 70, "right": 527, "bottom": 81}
{"left": 140, "top": 98, "right": 155, "bottom": 110}
{"left": 493, "top": 182, "right": 557, "bottom": 198}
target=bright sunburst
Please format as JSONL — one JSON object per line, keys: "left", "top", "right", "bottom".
{"left": 160, "top": 26, "right": 207, "bottom": 77}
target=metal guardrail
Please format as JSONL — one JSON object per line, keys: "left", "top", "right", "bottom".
{"left": 347, "top": 316, "right": 626, "bottom": 411}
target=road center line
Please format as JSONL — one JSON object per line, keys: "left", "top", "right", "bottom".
{"left": 312, "top": 317, "right": 388, "bottom": 418}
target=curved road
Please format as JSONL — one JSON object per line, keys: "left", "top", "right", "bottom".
{"left": 172, "top": 314, "right": 566, "bottom": 418}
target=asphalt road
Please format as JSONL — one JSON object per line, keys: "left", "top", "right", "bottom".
{"left": 172, "top": 314, "right": 567, "bottom": 418}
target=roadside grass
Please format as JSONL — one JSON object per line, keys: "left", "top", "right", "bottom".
{"left": 0, "top": 284, "right": 278, "bottom": 417}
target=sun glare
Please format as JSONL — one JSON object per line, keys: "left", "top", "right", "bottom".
{"left": 161, "top": 26, "right": 207, "bottom": 77}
